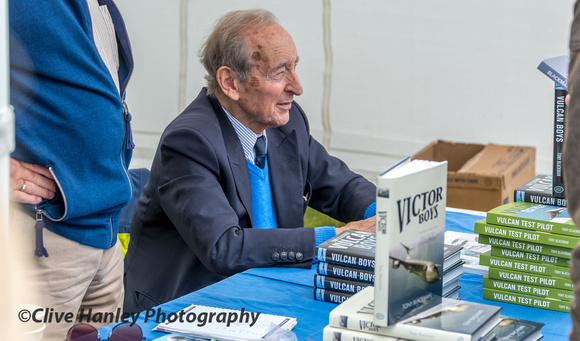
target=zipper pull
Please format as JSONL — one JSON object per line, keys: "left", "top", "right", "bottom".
{"left": 123, "top": 100, "right": 135, "bottom": 150}
{"left": 34, "top": 207, "right": 49, "bottom": 257}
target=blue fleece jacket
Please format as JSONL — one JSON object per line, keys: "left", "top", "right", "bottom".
{"left": 9, "top": 0, "right": 134, "bottom": 249}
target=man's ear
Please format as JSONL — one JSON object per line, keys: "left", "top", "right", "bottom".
{"left": 216, "top": 66, "right": 240, "bottom": 101}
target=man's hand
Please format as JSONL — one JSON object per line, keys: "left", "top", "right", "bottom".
{"left": 10, "top": 158, "right": 56, "bottom": 205}
{"left": 336, "top": 215, "right": 376, "bottom": 234}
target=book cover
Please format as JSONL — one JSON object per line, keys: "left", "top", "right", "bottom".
{"left": 477, "top": 234, "right": 573, "bottom": 260}
{"left": 374, "top": 158, "right": 447, "bottom": 326}
{"left": 323, "top": 326, "right": 402, "bottom": 341}
{"left": 482, "top": 275, "right": 573, "bottom": 302}
{"left": 329, "top": 286, "right": 501, "bottom": 341}
{"left": 314, "top": 288, "right": 352, "bottom": 304}
{"left": 314, "top": 273, "right": 370, "bottom": 295}
{"left": 487, "top": 267, "right": 573, "bottom": 291}
{"left": 483, "top": 287, "right": 570, "bottom": 313}
{"left": 514, "top": 174, "right": 567, "bottom": 207}
{"left": 317, "top": 261, "right": 375, "bottom": 284}
{"left": 538, "top": 56, "right": 570, "bottom": 199}
{"left": 474, "top": 219, "right": 580, "bottom": 249}
{"left": 492, "top": 316, "right": 544, "bottom": 341}
{"left": 316, "top": 230, "right": 375, "bottom": 270}
{"left": 537, "top": 55, "right": 569, "bottom": 90}
{"left": 489, "top": 246, "right": 570, "bottom": 268}
{"left": 153, "top": 304, "right": 297, "bottom": 341}
{"left": 553, "top": 84, "right": 567, "bottom": 199}
{"left": 479, "top": 252, "right": 570, "bottom": 278}
{"left": 445, "top": 231, "right": 491, "bottom": 275}
{"left": 486, "top": 202, "right": 580, "bottom": 237}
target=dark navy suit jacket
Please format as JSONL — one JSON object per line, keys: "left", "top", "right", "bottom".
{"left": 123, "top": 88, "right": 376, "bottom": 312}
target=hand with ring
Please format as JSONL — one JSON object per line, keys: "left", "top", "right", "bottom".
{"left": 10, "top": 158, "right": 56, "bottom": 205}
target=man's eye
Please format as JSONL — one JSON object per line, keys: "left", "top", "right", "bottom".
{"left": 271, "top": 70, "right": 286, "bottom": 81}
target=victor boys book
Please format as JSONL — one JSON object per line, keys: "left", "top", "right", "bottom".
{"left": 373, "top": 158, "right": 447, "bottom": 326}
{"left": 329, "top": 286, "right": 501, "bottom": 341}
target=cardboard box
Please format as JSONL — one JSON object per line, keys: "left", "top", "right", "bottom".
{"left": 412, "top": 140, "right": 536, "bottom": 212}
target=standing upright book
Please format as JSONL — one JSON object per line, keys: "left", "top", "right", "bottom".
{"left": 538, "top": 55, "right": 569, "bottom": 199}
{"left": 537, "top": 55, "right": 569, "bottom": 90}
{"left": 514, "top": 174, "right": 567, "bottom": 207}
{"left": 373, "top": 158, "right": 447, "bottom": 326}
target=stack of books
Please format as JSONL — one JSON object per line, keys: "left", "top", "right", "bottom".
{"left": 445, "top": 230, "right": 491, "bottom": 275}
{"left": 474, "top": 201, "right": 576, "bottom": 313}
{"left": 314, "top": 229, "right": 375, "bottom": 304}
{"left": 322, "top": 286, "right": 508, "bottom": 341}
{"left": 442, "top": 243, "right": 465, "bottom": 299}
{"left": 514, "top": 174, "right": 567, "bottom": 208}
{"left": 314, "top": 230, "right": 465, "bottom": 304}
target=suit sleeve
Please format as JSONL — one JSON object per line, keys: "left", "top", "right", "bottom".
{"left": 292, "top": 104, "right": 376, "bottom": 223}
{"left": 156, "top": 125, "right": 315, "bottom": 276}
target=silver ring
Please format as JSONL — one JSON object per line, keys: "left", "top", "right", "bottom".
{"left": 21, "top": 180, "right": 27, "bottom": 192}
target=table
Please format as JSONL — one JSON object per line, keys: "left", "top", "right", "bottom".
{"left": 101, "top": 209, "right": 571, "bottom": 340}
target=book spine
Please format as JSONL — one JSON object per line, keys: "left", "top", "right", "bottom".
{"left": 313, "top": 288, "right": 352, "bottom": 304}
{"left": 487, "top": 267, "right": 573, "bottom": 290}
{"left": 483, "top": 275, "right": 573, "bottom": 301}
{"left": 316, "top": 262, "right": 375, "bottom": 283}
{"left": 486, "top": 209, "right": 580, "bottom": 238}
{"left": 316, "top": 245, "right": 375, "bottom": 271}
{"left": 373, "top": 176, "right": 392, "bottom": 327}
{"left": 483, "top": 287, "right": 571, "bottom": 313}
{"left": 538, "top": 59, "right": 569, "bottom": 89}
{"left": 323, "top": 326, "right": 400, "bottom": 341}
{"left": 490, "top": 246, "right": 570, "bottom": 267}
{"left": 474, "top": 220, "right": 580, "bottom": 249}
{"left": 514, "top": 189, "right": 567, "bottom": 207}
{"left": 314, "top": 274, "right": 370, "bottom": 295}
{"left": 479, "top": 253, "right": 570, "bottom": 278}
{"left": 553, "top": 84, "right": 567, "bottom": 198}
{"left": 328, "top": 313, "right": 473, "bottom": 341}
{"left": 477, "top": 234, "right": 572, "bottom": 259}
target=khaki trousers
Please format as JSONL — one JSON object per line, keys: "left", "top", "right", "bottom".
{"left": 11, "top": 208, "right": 124, "bottom": 341}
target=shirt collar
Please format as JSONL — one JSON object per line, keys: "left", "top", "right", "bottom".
{"left": 222, "top": 107, "right": 267, "bottom": 161}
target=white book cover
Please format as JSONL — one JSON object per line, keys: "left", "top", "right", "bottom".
{"left": 153, "top": 304, "right": 296, "bottom": 341}
{"left": 374, "top": 158, "right": 447, "bottom": 326}
{"left": 330, "top": 287, "right": 502, "bottom": 341}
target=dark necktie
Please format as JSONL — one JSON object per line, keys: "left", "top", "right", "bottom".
{"left": 254, "top": 136, "right": 266, "bottom": 169}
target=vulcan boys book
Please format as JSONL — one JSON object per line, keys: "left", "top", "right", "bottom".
{"left": 316, "top": 229, "right": 375, "bottom": 270}
{"left": 373, "top": 158, "right": 447, "bottom": 326}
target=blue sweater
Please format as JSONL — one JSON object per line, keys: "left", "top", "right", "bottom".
{"left": 9, "top": 0, "right": 134, "bottom": 249}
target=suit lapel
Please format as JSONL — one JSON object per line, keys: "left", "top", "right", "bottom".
{"left": 268, "top": 128, "right": 304, "bottom": 228}
{"left": 209, "top": 97, "right": 254, "bottom": 224}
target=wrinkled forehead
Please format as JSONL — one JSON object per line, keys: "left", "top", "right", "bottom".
{"left": 241, "top": 24, "right": 298, "bottom": 67}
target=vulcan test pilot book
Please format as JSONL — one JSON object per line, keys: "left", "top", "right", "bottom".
{"left": 373, "top": 158, "right": 447, "bottom": 326}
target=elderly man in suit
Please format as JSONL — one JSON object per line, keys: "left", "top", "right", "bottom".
{"left": 123, "top": 8, "right": 376, "bottom": 312}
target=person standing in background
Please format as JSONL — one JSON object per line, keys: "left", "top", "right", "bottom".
{"left": 565, "top": 2, "right": 580, "bottom": 340}
{"left": 8, "top": 0, "right": 134, "bottom": 339}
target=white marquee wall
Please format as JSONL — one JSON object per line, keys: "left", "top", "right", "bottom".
{"left": 116, "top": 1, "right": 575, "bottom": 180}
